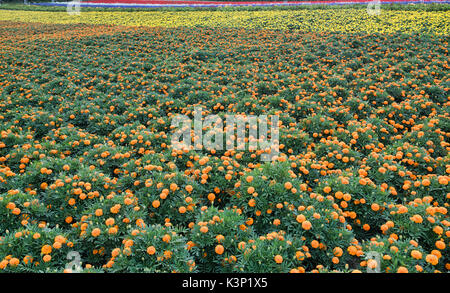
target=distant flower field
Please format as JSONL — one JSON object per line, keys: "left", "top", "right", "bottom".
{"left": 0, "top": 9, "right": 449, "bottom": 34}
{"left": 0, "top": 6, "right": 448, "bottom": 274}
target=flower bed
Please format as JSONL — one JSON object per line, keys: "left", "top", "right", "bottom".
{"left": 0, "top": 19, "right": 448, "bottom": 273}
{"left": 34, "top": 0, "right": 450, "bottom": 8}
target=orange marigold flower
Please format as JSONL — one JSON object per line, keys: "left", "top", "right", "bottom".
{"left": 274, "top": 255, "right": 283, "bottom": 264}
{"left": 41, "top": 245, "right": 52, "bottom": 255}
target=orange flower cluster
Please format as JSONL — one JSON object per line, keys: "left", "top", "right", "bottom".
{"left": 0, "top": 22, "right": 448, "bottom": 273}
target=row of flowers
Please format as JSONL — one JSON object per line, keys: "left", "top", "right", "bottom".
{"left": 0, "top": 19, "right": 448, "bottom": 273}
{"left": 0, "top": 8, "right": 449, "bottom": 34}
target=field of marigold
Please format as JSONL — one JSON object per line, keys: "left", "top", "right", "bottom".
{"left": 0, "top": 9, "right": 449, "bottom": 34}
{"left": 0, "top": 6, "right": 449, "bottom": 274}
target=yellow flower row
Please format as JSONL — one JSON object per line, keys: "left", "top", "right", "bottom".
{"left": 0, "top": 9, "right": 448, "bottom": 34}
